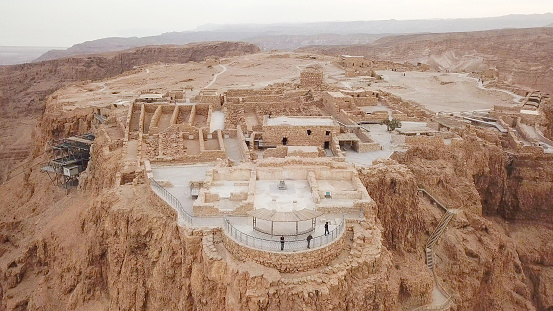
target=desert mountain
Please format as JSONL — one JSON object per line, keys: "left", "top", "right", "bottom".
{"left": 1, "top": 26, "right": 553, "bottom": 310}
{"left": 0, "top": 41, "right": 259, "bottom": 181}
{"left": 34, "top": 13, "right": 553, "bottom": 62}
{"left": 299, "top": 27, "right": 553, "bottom": 96}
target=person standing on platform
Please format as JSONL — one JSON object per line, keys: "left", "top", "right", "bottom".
{"left": 280, "top": 236, "right": 285, "bottom": 251}
{"left": 324, "top": 222, "right": 330, "bottom": 235}
{"left": 307, "top": 234, "right": 313, "bottom": 249}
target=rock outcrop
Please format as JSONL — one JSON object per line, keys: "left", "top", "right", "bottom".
{"left": 391, "top": 131, "right": 553, "bottom": 310}
{"left": 393, "top": 131, "right": 553, "bottom": 220}
{"left": 358, "top": 159, "right": 425, "bottom": 253}
{"left": 0, "top": 41, "right": 260, "bottom": 182}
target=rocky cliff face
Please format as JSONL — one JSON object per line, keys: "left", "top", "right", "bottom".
{"left": 541, "top": 100, "right": 553, "bottom": 140}
{"left": 0, "top": 41, "right": 259, "bottom": 182}
{"left": 393, "top": 131, "right": 553, "bottom": 220}
{"left": 0, "top": 123, "right": 429, "bottom": 310}
{"left": 391, "top": 130, "right": 553, "bottom": 310}
{"left": 358, "top": 159, "right": 425, "bottom": 253}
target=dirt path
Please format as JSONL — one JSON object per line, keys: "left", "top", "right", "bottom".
{"left": 205, "top": 64, "right": 227, "bottom": 89}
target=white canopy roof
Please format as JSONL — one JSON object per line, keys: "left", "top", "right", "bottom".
{"left": 248, "top": 208, "right": 323, "bottom": 222}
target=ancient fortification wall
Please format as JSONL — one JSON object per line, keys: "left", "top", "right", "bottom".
{"left": 222, "top": 227, "right": 347, "bottom": 272}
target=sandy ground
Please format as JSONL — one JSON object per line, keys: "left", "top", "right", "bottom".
{"left": 211, "top": 52, "right": 342, "bottom": 90}
{"left": 51, "top": 52, "right": 342, "bottom": 113}
{"left": 223, "top": 138, "right": 243, "bottom": 163}
{"left": 53, "top": 62, "right": 219, "bottom": 111}
{"left": 367, "top": 71, "right": 521, "bottom": 113}
{"left": 210, "top": 110, "right": 225, "bottom": 132}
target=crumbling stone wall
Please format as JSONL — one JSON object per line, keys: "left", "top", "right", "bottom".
{"left": 224, "top": 104, "right": 246, "bottom": 129}
{"left": 300, "top": 67, "right": 324, "bottom": 89}
{"left": 263, "top": 146, "right": 288, "bottom": 158}
{"left": 380, "top": 91, "right": 432, "bottom": 121}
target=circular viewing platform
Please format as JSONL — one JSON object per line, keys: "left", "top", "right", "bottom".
{"left": 222, "top": 216, "right": 347, "bottom": 272}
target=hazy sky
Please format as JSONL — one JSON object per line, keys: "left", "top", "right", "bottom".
{"left": 1, "top": 0, "right": 553, "bottom": 47}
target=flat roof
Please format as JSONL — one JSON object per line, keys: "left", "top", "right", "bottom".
{"left": 139, "top": 93, "right": 163, "bottom": 99}
{"left": 248, "top": 208, "right": 323, "bottom": 222}
{"left": 327, "top": 91, "right": 347, "bottom": 98}
{"left": 265, "top": 116, "right": 338, "bottom": 126}
{"left": 521, "top": 109, "right": 540, "bottom": 115}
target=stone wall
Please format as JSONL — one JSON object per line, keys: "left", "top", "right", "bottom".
{"left": 323, "top": 92, "right": 352, "bottom": 115}
{"left": 235, "top": 125, "right": 251, "bottom": 161}
{"left": 287, "top": 147, "right": 323, "bottom": 158}
{"left": 223, "top": 104, "right": 245, "bottom": 129}
{"left": 222, "top": 225, "right": 348, "bottom": 273}
{"left": 380, "top": 91, "right": 431, "bottom": 121}
{"left": 300, "top": 67, "right": 323, "bottom": 89}
{"left": 263, "top": 146, "right": 288, "bottom": 158}
{"left": 364, "top": 110, "right": 389, "bottom": 123}
{"left": 264, "top": 146, "right": 323, "bottom": 158}
{"left": 262, "top": 119, "right": 338, "bottom": 148}
{"left": 353, "top": 96, "right": 378, "bottom": 106}
{"left": 330, "top": 133, "right": 345, "bottom": 158}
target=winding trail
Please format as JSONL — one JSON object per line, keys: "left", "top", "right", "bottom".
{"left": 462, "top": 73, "right": 525, "bottom": 104}
{"left": 204, "top": 64, "right": 227, "bottom": 89}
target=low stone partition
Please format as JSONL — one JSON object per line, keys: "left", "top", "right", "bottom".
{"left": 307, "top": 170, "right": 321, "bottom": 203}
{"left": 236, "top": 125, "right": 251, "bottom": 161}
{"left": 222, "top": 226, "right": 348, "bottom": 273}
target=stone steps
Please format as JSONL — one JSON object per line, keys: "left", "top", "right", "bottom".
{"left": 418, "top": 188, "right": 454, "bottom": 310}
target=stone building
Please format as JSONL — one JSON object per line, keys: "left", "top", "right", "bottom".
{"left": 165, "top": 90, "right": 186, "bottom": 102}
{"left": 197, "top": 89, "right": 222, "bottom": 109}
{"left": 300, "top": 66, "right": 324, "bottom": 89}
{"left": 323, "top": 91, "right": 355, "bottom": 115}
{"left": 262, "top": 116, "right": 339, "bottom": 149}
{"left": 341, "top": 55, "right": 373, "bottom": 77}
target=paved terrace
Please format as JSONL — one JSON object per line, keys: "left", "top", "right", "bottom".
{"left": 150, "top": 165, "right": 362, "bottom": 252}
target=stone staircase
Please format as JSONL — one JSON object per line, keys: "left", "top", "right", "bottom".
{"left": 425, "top": 247, "right": 434, "bottom": 271}
{"left": 427, "top": 211, "right": 454, "bottom": 252}
{"left": 425, "top": 210, "right": 454, "bottom": 270}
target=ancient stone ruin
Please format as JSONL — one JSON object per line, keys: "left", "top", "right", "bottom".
{"left": 2, "top": 41, "right": 553, "bottom": 311}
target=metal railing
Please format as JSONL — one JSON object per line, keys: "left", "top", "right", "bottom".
{"left": 411, "top": 187, "right": 453, "bottom": 311}
{"left": 149, "top": 178, "right": 193, "bottom": 225}
{"left": 223, "top": 216, "right": 346, "bottom": 252}
{"left": 418, "top": 188, "right": 449, "bottom": 213}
